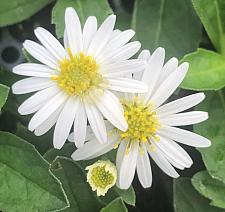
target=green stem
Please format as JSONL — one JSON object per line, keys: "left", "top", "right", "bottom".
{"left": 217, "top": 90, "right": 225, "bottom": 113}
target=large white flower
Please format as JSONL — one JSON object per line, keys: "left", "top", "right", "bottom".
{"left": 11, "top": 7, "right": 148, "bottom": 149}
{"left": 71, "top": 48, "right": 211, "bottom": 189}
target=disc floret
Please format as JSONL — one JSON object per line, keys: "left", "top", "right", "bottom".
{"left": 86, "top": 160, "right": 117, "bottom": 196}
{"left": 52, "top": 52, "right": 103, "bottom": 96}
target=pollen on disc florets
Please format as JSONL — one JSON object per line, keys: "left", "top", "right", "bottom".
{"left": 52, "top": 51, "right": 103, "bottom": 96}
{"left": 119, "top": 97, "right": 160, "bottom": 144}
{"left": 86, "top": 160, "right": 117, "bottom": 196}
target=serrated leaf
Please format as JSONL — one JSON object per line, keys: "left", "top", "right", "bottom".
{"left": 101, "top": 197, "right": 127, "bottom": 212}
{"left": 194, "top": 91, "right": 225, "bottom": 184}
{"left": 44, "top": 144, "right": 136, "bottom": 206}
{"left": 192, "top": 0, "right": 225, "bottom": 54}
{"left": 181, "top": 49, "right": 225, "bottom": 91}
{"left": 131, "top": 0, "right": 201, "bottom": 60}
{"left": 0, "top": 131, "right": 68, "bottom": 211}
{"left": 174, "top": 178, "right": 223, "bottom": 212}
{"left": 0, "top": 84, "right": 9, "bottom": 110}
{"left": 52, "top": 0, "right": 113, "bottom": 38}
{"left": 192, "top": 171, "right": 225, "bottom": 209}
{"left": 0, "top": 0, "right": 53, "bottom": 27}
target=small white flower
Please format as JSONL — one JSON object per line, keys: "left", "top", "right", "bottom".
{"left": 86, "top": 160, "right": 117, "bottom": 196}
{"left": 71, "top": 48, "right": 211, "bottom": 189}
{"left": 12, "top": 7, "right": 147, "bottom": 149}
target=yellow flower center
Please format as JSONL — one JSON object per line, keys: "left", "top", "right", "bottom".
{"left": 52, "top": 51, "right": 103, "bottom": 96}
{"left": 91, "top": 166, "right": 114, "bottom": 189}
{"left": 119, "top": 98, "right": 160, "bottom": 144}
{"left": 86, "top": 160, "right": 117, "bottom": 196}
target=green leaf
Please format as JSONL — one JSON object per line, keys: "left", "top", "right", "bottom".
{"left": 131, "top": 0, "right": 201, "bottom": 59}
{"left": 0, "top": 84, "right": 9, "bottom": 111}
{"left": 52, "top": 0, "right": 113, "bottom": 38}
{"left": 0, "top": 131, "right": 68, "bottom": 211}
{"left": 44, "top": 144, "right": 136, "bottom": 206}
{"left": 194, "top": 91, "right": 225, "bottom": 183}
{"left": 101, "top": 197, "right": 128, "bottom": 212}
{"left": 181, "top": 49, "right": 225, "bottom": 91}
{"left": 192, "top": 171, "right": 225, "bottom": 209}
{"left": 192, "top": 0, "right": 225, "bottom": 54}
{"left": 50, "top": 156, "right": 103, "bottom": 212}
{"left": 0, "top": 0, "right": 53, "bottom": 27}
{"left": 173, "top": 178, "right": 223, "bottom": 212}
{"left": 16, "top": 124, "right": 54, "bottom": 155}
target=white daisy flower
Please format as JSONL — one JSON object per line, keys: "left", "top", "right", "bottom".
{"left": 11, "top": 7, "right": 148, "bottom": 149}
{"left": 71, "top": 48, "right": 211, "bottom": 189}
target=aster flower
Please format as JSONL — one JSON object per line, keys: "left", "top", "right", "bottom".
{"left": 71, "top": 48, "right": 211, "bottom": 189}
{"left": 86, "top": 160, "right": 117, "bottom": 196}
{"left": 11, "top": 7, "right": 147, "bottom": 149}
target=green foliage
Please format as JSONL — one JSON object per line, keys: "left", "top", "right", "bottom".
{"left": 0, "top": 131, "right": 68, "bottom": 211}
{"left": 44, "top": 144, "right": 136, "bottom": 207}
{"left": 131, "top": 0, "right": 201, "bottom": 59}
{"left": 101, "top": 197, "right": 128, "bottom": 212}
{"left": 0, "top": 0, "right": 53, "bottom": 27}
{"left": 16, "top": 124, "right": 54, "bottom": 155}
{"left": 181, "top": 49, "right": 225, "bottom": 91}
{"left": 192, "top": 171, "right": 225, "bottom": 209}
{"left": 0, "top": 84, "right": 9, "bottom": 111}
{"left": 52, "top": 0, "right": 113, "bottom": 38}
{"left": 173, "top": 178, "right": 223, "bottom": 212}
{"left": 50, "top": 156, "right": 103, "bottom": 212}
{"left": 192, "top": 0, "right": 225, "bottom": 54}
{"left": 194, "top": 91, "right": 225, "bottom": 183}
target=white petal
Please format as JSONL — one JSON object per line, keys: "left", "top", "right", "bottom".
{"left": 73, "top": 103, "right": 87, "bottom": 148}
{"left": 133, "top": 49, "right": 151, "bottom": 80}
{"left": 34, "top": 105, "right": 63, "bottom": 136}
{"left": 157, "top": 57, "right": 178, "bottom": 87}
{"left": 138, "top": 49, "right": 151, "bottom": 61}
{"left": 158, "top": 126, "right": 211, "bottom": 147}
{"left": 83, "top": 16, "right": 97, "bottom": 53}
{"left": 154, "top": 137, "right": 193, "bottom": 168}
{"left": 136, "top": 145, "right": 152, "bottom": 188}
{"left": 108, "top": 78, "right": 148, "bottom": 93}
{"left": 160, "top": 111, "right": 208, "bottom": 126}
{"left": 156, "top": 93, "right": 206, "bottom": 116}
{"left": 85, "top": 102, "right": 107, "bottom": 144}
{"left": 54, "top": 97, "right": 79, "bottom": 149}
{"left": 87, "top": 14, "right": 116, "bottom": 57}
{"left": 148, "top": 144, "right": 179, "bottom": 178}
{"left": 118, "top": 142, "right": 139, "bottom": 189}
{"left": 116, "top": 141, "right": 127, "bottom": 173}
{"left": 150, "top": 62, "right": 189, "bottom": 108}
{"left": 23, "top": 40, "right": 58, "bottom": 69}
{"left": 65, "top": 7, "right": 83, "bottom": 54}
{"left": 110, "top": 29, "right": 121, "bottom": 40}
{"left": 98, "top": 29, "right": 135, "bottom": 59}
{"left": 69, "top": 120, "right": 114, "bottom": 143}
{"left": 140, "top": 47, "right": 165, "bottom": 102}
{"left": 64, "top": 30, "right": 69, "bottom": 50}
{"left": 34, "top": 27, "right": 68, "bottom": 61}
{"left": 102, "top": 59, "right": 146, "bottom": 77}
{"left": 18, "top": 85, "right": 60, "bottom": 115}
{"left": 12, "top": 77, "right": 55, "bottom": 94}
{"left": 28, "top": 92, "right": 68, "bottom": 131}
{"left": 154, "top": 144, "right": 184, "bottom": 170}
{"left": 100, "top": 41, "right": 141, "bottom": 64}
{"left": 71, "top": 136, "right": 116, "bottom": 161}
{"left": 95, "top": 90, "right": 127, "bottom": 131}
{"left": 13, "top": 63, "right": 56, "bottom": 77}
